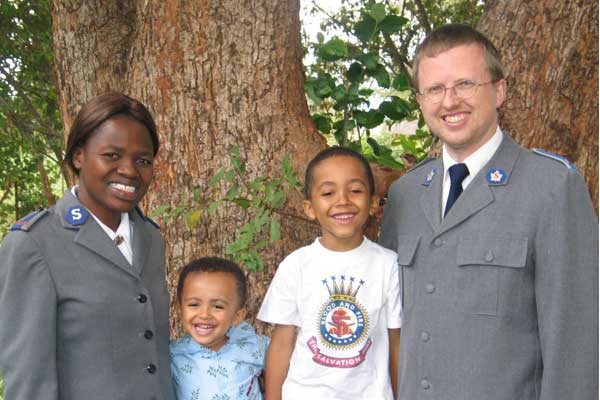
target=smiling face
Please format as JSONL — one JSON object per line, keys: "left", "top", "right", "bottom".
{"left": 303, "top": 155, "right": 377, "bottom": 252}
{"left": 179, "top": 271, "right": 247, "bottom": 352}
{"left": 73, "top": 114, "right": 155, "bottom": 231}
{"left": 416, "top": 43, "right": 506, "bottom": 162}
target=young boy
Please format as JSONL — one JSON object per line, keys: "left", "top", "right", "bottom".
{"left": 258, "top": 147, "right": 401, "bottom": 399}
{"left": 170, "top": 257, "right": 269, "bottom": 399}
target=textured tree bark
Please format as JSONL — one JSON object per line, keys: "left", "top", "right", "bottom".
{"left": 51, "top": 0, "right": 325, "bottom": 336}
{"left": 478, "top": 0, "right": 598, "bottom": 212}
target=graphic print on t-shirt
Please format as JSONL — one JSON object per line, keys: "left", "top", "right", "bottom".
{"left": 307, "top": 275, "right": 372, "bottom": 368}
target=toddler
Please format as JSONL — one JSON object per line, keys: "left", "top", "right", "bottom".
{"left": 170, "top": 257, "right": 269, "bottom": 399}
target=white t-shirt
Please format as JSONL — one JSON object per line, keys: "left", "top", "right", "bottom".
{"left": 258, "top": 237, "right": 402, "bottom": 400}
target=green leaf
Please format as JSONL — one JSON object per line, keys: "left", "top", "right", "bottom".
{"left": 318, "top": 38, "right": 348, "bottom": 61}
{"left": 367, "top": 137, "right": 382, "bottom": 155}
{"left": 347, "top": 62, "right": 363, "bottom": 83}
{"left": 208, "top": 201, "right": 221, "bottom": 215}
{"left": 193, "top": 186, "right": 202, "bottom": 203}
{"left": 224, "top": 169, "right": 235, "bottom": 183}
{"left": 169, "top": 205, "right": 187, "bottom": 219}
{"left": 185, "top": 209, "right": 202, "bottom": 229}
{"left": 226, "top": 182, "right": 239, "bottom": 200}
{"left": 332, "top": 84, "right": 346, "bottom": 102}
{"left": 304, "top": 81, "right": 323, "bottom": 105}
{"left": 316, "top": 32, "right": 325, "bottom": 43}
{"left": 379, "top": 96, "right": 411, "bottom": 120}
{"left": 392, "top": 73, "right": 412, "bottom": 91}
{"left": 379, "top": 15, "right": 409, "bottom": 34}
{"left": 356, "top": 52, "right": 379, "bottom": 71}
{"left": 355, "top": 110, "right": 385, "bottom": 129}
{"left": 312, "top": 114, "right": 331, "bottom": 133}
{"left": 269, "top": 217, "right": 281, "bottom": 242}
{"left": 232, "top": 198, "right": 251, "bottom": 208}
{"left": 208, "top": 168, "right": 225, "bottom": 186}
{"left": 369, "top": 3, "right": 386, "bottom": 23}
{"left": 355, "top": 15, "right": 376, "bottom": 43}
{"left": 150, "top": 204, "right": 169, "bottom": 218}
{"left": 271, "top": 190, "right": 286, "bottom": 208}
{"left": 370, "top": 64, "right": 390, "bottom": 88}
{"left": 255, "top": 240, "right": 269, "bottom": 251}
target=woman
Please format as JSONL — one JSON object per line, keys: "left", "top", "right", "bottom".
{"left": 0, "top": 92, "right": 175, "bottom": 400}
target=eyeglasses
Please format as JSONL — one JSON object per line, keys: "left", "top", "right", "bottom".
{"left": 418, "top": 79, "right": 499, "bottom": 103}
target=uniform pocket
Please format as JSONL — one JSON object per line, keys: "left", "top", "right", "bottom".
{"left": 396, "top": 235, "right": 421, "bottom": 311}
{"left": 455, "top": 236, "right": 528, "bottom": 315}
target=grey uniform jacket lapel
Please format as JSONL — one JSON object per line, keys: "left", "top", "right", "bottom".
{"left": 55, "top": 192, "right": 143, "bottom": 279}
{"left": 421, "top": 133, "right": 521, "bottom": 238}
{"left": 131, "top": 209, "right": 151, "bottom": 275}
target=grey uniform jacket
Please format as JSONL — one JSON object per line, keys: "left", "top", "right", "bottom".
{"left": 0, "top": 191, "right": 175, "bottom": 400}
{"left": 379, "top": 134, "right": 598, "bottom": 400}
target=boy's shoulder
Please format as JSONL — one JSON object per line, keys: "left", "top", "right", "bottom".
{"left": 362, "top": 237, "right": 398, "bottom": 262}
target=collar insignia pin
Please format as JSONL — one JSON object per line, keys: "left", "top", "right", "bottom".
{"left": 486, "top": 168, "right": 507, "bottom": 185}
{"left": 423, "top": 169, "right": 436, "bottom": 186}
{"left": 65, "top": 206, "right": 88, "bottom": 226}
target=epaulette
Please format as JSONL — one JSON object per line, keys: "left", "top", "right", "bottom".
{"left": 407, "top": 157, "right": 435, "bottom": 173}
{"left": 9, "top": 209, "right": 49, "bottom": 232}
{"left": 135, "top": 207, "right": 160, "bottom": 229}
{"left": 532, "top": 148, "right": 577, "bottom": 170}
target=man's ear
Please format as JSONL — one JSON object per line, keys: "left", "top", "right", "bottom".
{"left": 495, "top": 78, "right": 507, "bottom": 109}
{"left": 232, "top": 307, "right": 247, "bottom": 326}
{"left": 303, "top": 200, "right": 316, "bottom": 221}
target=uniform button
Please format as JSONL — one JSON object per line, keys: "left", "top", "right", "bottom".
{"left": 421, "top": 378, "right": 430, "bottom": 389}
{"left": 421, "top": 331, "right": 430, "bottom": 342}
{"left": 137, "top": 294, "right": 148, "bottom": 303}
{"left": 433, "top": 238, "right": 443, "bottom": 247}
{"left": 425, "top": 283, "right": 435, "bottom": 293}
{"left": 485, "top": 250, "right": 494, "bottom": 262}
{"left": 146, "top": 364, "right": 156, "bottom": 374}
{"left": 144, "top": 330, "right": 154, "bottom": 340}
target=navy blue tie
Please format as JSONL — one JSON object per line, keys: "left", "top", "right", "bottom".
{"left": 444, "top": 163, "right": 469, "bottom": 216}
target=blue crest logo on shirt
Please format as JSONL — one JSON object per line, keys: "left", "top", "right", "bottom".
{"left": 317, "top": 275, "right": 368, "bottom": 349}
{"left": 423, "top": 168, "right": 437, "bottom": 186}
{"left": 486, "top": 168, "right": 507, "bottom": 185}
{"left": 65, "top": 206, "right": 88, "bottom": 225}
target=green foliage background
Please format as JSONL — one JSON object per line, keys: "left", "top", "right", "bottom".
{"left": 302, "top": 0, "right": 484, "bottom": 169}
{"left": 0, "top": 0, "right": 65, "bottom": 237}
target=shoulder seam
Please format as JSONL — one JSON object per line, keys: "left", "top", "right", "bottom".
{"left": 531, "top": 148, "right": 577, "bottom": 170}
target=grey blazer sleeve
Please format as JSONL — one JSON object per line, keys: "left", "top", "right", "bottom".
{"left": 535, "top": 169, "right": 599, "bottom": 399}
{"left": 0, "top": 232, "right": 59, "bottom": 400}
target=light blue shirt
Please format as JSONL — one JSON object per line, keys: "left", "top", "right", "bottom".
{"left": 170, "top": 322, "right": 269, "bottom": 400}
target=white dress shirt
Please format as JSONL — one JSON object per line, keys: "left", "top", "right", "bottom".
{"left": 71, "top": 186, "right": 133, "bottom": 265}
{"left": 441, "top": 127, "right": 503, "bottom": 218}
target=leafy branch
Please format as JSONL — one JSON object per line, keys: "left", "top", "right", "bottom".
{"left": 152, "top": 147, "right": 305, "bottom": 272}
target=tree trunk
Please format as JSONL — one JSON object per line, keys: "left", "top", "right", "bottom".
{"left": 51, "top": 0, "right": 325, "bottom": 336}
{"left": 477, "top": 0, "right": 598, "bottom": 213}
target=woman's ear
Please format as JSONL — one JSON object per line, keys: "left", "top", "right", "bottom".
{"left": 72, "top": 147, "right": 84, "bottom": 171}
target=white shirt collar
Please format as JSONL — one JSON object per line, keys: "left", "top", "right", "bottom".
{"left": 70, "top": 186, "right": 133, "bottom": 265}
{"left": 441, "top": 127, "right": 503, "bottom": 217}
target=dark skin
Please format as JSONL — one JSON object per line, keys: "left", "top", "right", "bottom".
{"left": 72, "top": 115, "right": 155, "bottom": 231}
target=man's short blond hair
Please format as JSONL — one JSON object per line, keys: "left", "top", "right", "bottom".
{"left": 412, "top": 24, "right": 505, "bottom": 91}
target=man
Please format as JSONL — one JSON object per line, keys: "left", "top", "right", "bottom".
{"left": 379, "top": 24, "right": 598, "bottom": 400}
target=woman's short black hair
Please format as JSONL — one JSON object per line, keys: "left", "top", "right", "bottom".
{"left": 303, "top": 146, "right": 375, "bottom": 198}
{"left": 64, "top": 92, "right": 159, "bottom": 175}
{"left": 176, "top": 257, "right": 247, "bottom": 308}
